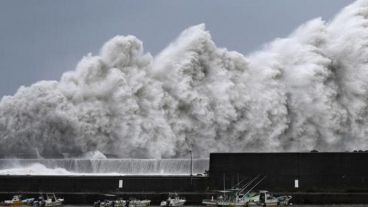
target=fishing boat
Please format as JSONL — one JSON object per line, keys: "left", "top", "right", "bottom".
{"left": 94, "top": 198, "right": 126, "bottom": 207}
{"left": 32, "top": 194, "right": 63, "bottom": 207}
{"left": 246, "top": 190, "right": 292, "bottom": 206}
{"left": 127, "top": 199, "right": 151, "bottom": 207}
{"left": 202, "top": 175, "right": 264, "bottom": 207}
{"left": 202, "top": 175, "right": 292, "bottom": 207}
{"left": 44, "top": 194, "right": 63, "bottom": 207}
{"left": 160, "top": 193, "right": 186, "bottom": 207}
{"left": 0, "top": 195, "right": 34, "bottom": 206}
{"left": 202, "top": 190, "right": 249, "bottom": 207}
{"left": 114, "top": 199, "right": 127, "bottom": 207}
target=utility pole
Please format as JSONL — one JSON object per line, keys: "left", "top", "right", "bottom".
{"left": 190, "top": 149, "right": 193, "bottom": 186}
{"left": 190, "top": 149, "right": 193, "bottom": 176}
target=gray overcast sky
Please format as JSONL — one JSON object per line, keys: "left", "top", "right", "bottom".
{"left": 0, "top": 0, "right": 351, "bottom": 98}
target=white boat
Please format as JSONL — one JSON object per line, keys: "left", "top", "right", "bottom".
{"left": 276, "top": 195, "right": 293, "bottom": 206}
{"left": 3, "top": 195, "right": 23, "bottom": 206}
{"left": 202, "top": 175, "right": 264, "bottom": 207}
{"left": 44, "top": 194, "right": 64, "bottom": 207}
{"left": 202, "top": 176, "right": 292, "bottom": 207}
{"left": 247, "top": 190, "right": 292, "bottom": 206}
{"left": 113, "top": 199, "right": 126, "bottom": 207}
{"left": 203, "top": 191, "right": 291, "bottom": 207}
{"left": 128, "top": 199, "right": 150, "bottom": 207}
{"left": 160, "top": 193, "right": 186, "bottom": 207}
{"left": 202, "top": 191, "right": 250, "bottom": 207}
{"left": 1, "top": 195, "right": 35, "bottom": 206}
{"left": 2, "top": 195, "right": 30, "bottom": 206}
{"left": 94, "top": 198, "right": 126, "bottom": 207}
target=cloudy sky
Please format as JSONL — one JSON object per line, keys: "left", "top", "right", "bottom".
{"left": 0, "top": 0, "right": 351, "bottom": 98}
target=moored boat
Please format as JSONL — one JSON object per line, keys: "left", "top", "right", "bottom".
{"left": 202, "top": 190, "right": 249, "bottom": 207}
{"left": 160, "top": 193, "right": 186, "bottom": 207}
{"left": 94, "top": 198, "right": 126, "bottom": 207}
{"left": 0, "top": 195, "right": 33, "bottom": 206}
{"left": 32, "top": 194, "right": 63, "bottom": 207}
{"left": 44, "top": 194, "right": 63, "bottom": 207}
{"left": 128, "top": 199, "right": 150, "bottom": 207}
{"left": 202, "top": 176, "right": 292, "bottom": 207}
{"left": 246, "top": 190, "right": 292, "bottom": 206}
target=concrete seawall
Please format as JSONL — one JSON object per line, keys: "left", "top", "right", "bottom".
{"left": 2, "top": 152, "right": 368, "bottom": 204}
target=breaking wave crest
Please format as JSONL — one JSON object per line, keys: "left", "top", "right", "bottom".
{"left": 1, "top": 0, "right": 368, "bottom": 158}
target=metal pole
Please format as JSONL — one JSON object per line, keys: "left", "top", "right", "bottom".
{"left": 190, "top": 149, "right": 193, "bottom": 186}
{"left": 223, "top": 173, "right": 226, "bottom": 198}
{"left": 190, "top": 150, "right": 193, "bottom": 176}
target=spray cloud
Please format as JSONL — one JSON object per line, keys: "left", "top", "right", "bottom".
{"left": 1, "top": 0, "right": 368, "bottom": 158}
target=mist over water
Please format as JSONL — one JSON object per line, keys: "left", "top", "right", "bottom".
{"left": 1, "top": 0, "right": 368, "bottom": 159}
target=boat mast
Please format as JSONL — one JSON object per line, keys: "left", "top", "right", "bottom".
{"left": 245, "top": 176, "right": 267, "bottom": 195}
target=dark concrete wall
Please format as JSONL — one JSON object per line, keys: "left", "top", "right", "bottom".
{"left": 0, "top": 175, "right": 210, "bottom": 204}
{"left": 0, "top": 175, "right": 209, "bottom": 193}
{"left": 209, "top": 152, "right": 368, "bottom": 192}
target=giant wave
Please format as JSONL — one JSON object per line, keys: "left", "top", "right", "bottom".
{"left": 1, "top": 0, "right": 368, "bottom": 159}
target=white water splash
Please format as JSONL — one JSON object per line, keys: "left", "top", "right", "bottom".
{"left": 1, "top": 0, "right": 368, "bottom": 158}
{"left": 0, "top": 159, "right": 209, "bottom": 175}
{"left": 0, "top": 163, "right": 74, "bottom": 175}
